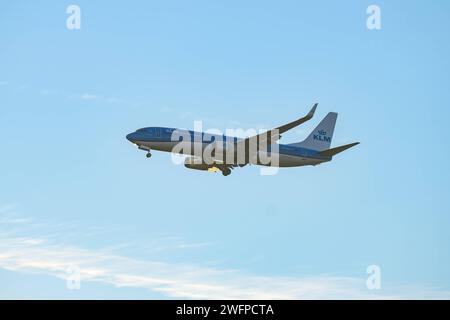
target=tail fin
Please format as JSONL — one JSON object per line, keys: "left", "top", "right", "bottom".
{"left": 290, "top": 112, "right": 338, "bottom": 151}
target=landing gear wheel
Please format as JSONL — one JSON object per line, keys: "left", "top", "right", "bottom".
{"left": 146, "top": 152, "right": 152, "bottom": 158}
{"left": 222, "top": 168, "right": 231, "bottom": 176}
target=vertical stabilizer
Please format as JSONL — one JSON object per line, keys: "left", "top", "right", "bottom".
{"left": 289, "top": 112, "right": 337, "bottom": 151}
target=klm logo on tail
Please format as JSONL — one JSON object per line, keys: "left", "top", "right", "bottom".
{"left": 313, "top": 130, "right": 331, "bottom": 142}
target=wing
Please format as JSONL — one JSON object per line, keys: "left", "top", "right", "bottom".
{"left": 239, "top": 103, "right": 318, "bottom": 149}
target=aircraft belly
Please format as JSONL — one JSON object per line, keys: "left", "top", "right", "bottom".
{"left": 138, "top": 141, "right": 178, "bottom": 152}
{"left": 138, "top": 141, "right": 207, "bottom": 155}
{"left": 136, "top": 141, "right": 325, "bottom": 167}
{"left": 277, "top": 154, "right": 324, "bottom": 167}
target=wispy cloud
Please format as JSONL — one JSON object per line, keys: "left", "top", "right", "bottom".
{"left": 160, "top": 106, "right": 173, "bottom": 113}
{"left": 106, "top": 97, "right": 128, "bottom": 104}
{"left": 0, "top": 210, "right": 449, "bottom": 299}
{"left": 0, "top": 236, "right": 368, "bottom": 299}
{"left": 80, "top": 93, "right": 99, "bottom": 100}
{"left": 2, "top": 82, "right": 137, "bottom": 107}
{"left": 77, "top": 93, "right": 131, "bottom": 105}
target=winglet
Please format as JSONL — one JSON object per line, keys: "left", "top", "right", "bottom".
{"left": 317, "top": 142, "right": 360, "bottom": 157}
{"left": 274, "top": 103, "right": 319, "bottom": 134}
{"left": 307, "top": 103, "right": 318, "bottom": 118}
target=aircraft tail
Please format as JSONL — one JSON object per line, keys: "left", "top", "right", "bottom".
{"left": 289, "top": 112, "right": 338, "bottom": 151}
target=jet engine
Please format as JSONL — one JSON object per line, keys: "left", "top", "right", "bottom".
{"left": 184, "top": 157, "right": 212, "bottom": 171}
{"left": 184, "top": 157, "right": 227, "bottom": 174}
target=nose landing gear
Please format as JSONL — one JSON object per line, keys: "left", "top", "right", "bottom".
{"left": 137, "top": 145, "right": 151, "bottom": 158}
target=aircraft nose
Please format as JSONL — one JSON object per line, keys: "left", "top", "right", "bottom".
{"left": 126, "top": 133, "right": 136, "bottom": 143}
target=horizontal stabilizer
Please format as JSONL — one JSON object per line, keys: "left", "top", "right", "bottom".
{"left": 317, "top": 142, "right": 360, "bottom": 157}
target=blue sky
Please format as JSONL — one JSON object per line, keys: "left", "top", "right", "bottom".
{"left": 1, "top": 0, "right": 450, "bottom": 299}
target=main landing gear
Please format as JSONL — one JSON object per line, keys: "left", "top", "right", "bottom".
{"left": 222, "top": 168, "right": 231, "bottom": 176}
{"left": 146, "top": 152, "right": 152, "bottom": 158}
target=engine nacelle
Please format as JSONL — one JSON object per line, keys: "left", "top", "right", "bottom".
{"left": 184, "top": 157, "right": 210, "bottom": 171}
{"left": 184, "top": 163, "right": 211, "bottom": 171}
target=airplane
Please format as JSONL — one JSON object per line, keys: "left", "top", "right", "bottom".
{"left": 126, "top": 104, "right": 359, "bottom": 176}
